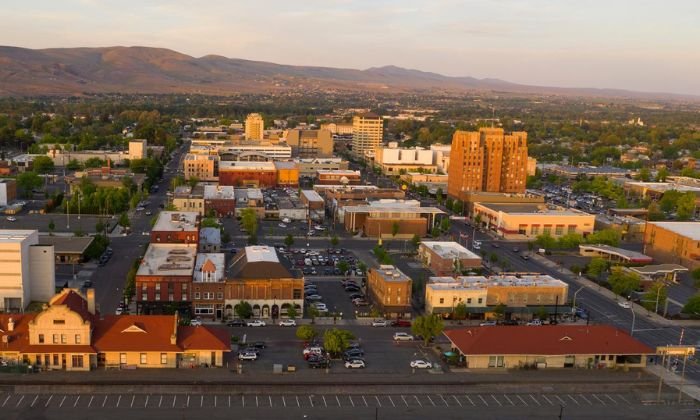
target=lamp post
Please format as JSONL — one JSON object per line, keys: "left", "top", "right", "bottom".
{"left": 629, "top": 305, "right": 636, "bottom": 337}
{"left": 571, "top": 286, "right": 584, "bottom": 314}
{"left": 77, "top": 193, "right": 82, "bottom": 220}
{"left": 66, "top": 195, "right": 70, "bottom": 230}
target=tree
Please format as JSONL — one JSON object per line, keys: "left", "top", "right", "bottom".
{"left": 83, "top": 157, "right": 105, "bottom": 168}
{"left": 295, "top": 325, "right": 317, "bottom": 341}
{"left": 307, "top": 306, "right": 320, "bottom": 324}
{"left": 66, "top": 159, "right": 82, "bottom": 171}
{"left": 445, "top": 197, "right": 454, "bottom": 212}
{"left": 453, "top": 302, "right": 468, "bottom": 320}
{"left": 692, "top": 268, "right": 700, "bottom": 288}
{"left": 118, "top": 212, "right": 130, "bottom": 228}
{"left": 647, "top": 201, "right": 664, "bottom": 221}
{"left": 32, "top": 156, "right": 55, "bottom": 174}
{"left": 635, "top": 167, "right": 651, "bottom": 182}
{"left": 410, "top": 234, "right": 421, "bottom": 250}
{"left": 493, "top": 303, "right": 507, "bottom": 320}
{"left": 16, "top": 171, "right": 42, "bottom": 197}
{"left": 286, "top": 305, "right": 298, "bottom": 320}
{"left": 535, "top": 306, "right": 548, "bottom": 320}
{"left": 240, "top": 208, "right": 258, "bottom": 235}
{"left": 535, "top": 233, "right": 557, "bottom": 250}
{"left": 439, "top": 217, "right": 451, "bottom": 234}
{"left": 586, "top": 257, "right": 608, "bottom": 281}
{"left": 337, "top": 261, "right": 350, "bottom": 276}
{"left": 676, "top": 192, "right": 696, "bottom": 221}
{"left": 391, "top": 221, "right": 400, "bottom": 237}
{"left": 642, "top": 281, "right": 667, "bottom": 313}
{"left": 330, "top": 235, "right": 339, "bottom": 248}
{"left": 585, "top": 229, "right": 621, "bottom": 247}
{"left": 682, "top": 294, "right": 700, "bottom": 317}
{"left": 452, "top": 200, "right": 463, "bottom": 215}
{"left": 284, "top": 234, "right": 295, "bottom": 248}
{"left": 235, "top": 301, "right": 253, "bottom": 319}
{"left": 323, "top": 328, "right": 356, "bottom": 356}
{"left": 556, "top": 233, "right": 583, "bottom": 249}
{"left": 431, "top": 226, "right": 440, "bottom": 238}
{"left": 608, "top": 267, "right": 641, "bottom": 297}
{"left": 48, "top": 219, "right": 55, "bottom": 234}
{"left": 411, "top": 315, "right": 444, "bottom": 346}
{"left": 436, "top": 188, "right": 444, "bottom": 206}
{"left": 656, "top": 167, "right": 669, "bottom": 182}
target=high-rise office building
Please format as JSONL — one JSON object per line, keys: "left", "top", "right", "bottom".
{"left": 285, "top": 129, "right": 333, "bottom": 157}
{"left": 447, "top": 128, "right": 528, "bottom": 200}
{"left": 245, "top": 113, "right": 265, "bottom": 141}
{"left": 351, "top": 113, "right": 383, "bottom": 157}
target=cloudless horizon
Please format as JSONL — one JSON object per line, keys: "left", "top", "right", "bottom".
{"left": 2, "top": 0, "right": 699, "bottom": 95}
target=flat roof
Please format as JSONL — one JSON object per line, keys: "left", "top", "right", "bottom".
{"left": 427, "top": 274, "right": 567, "bottom": 291}
{"left": 579, "top": 244, "right": 653, "bottom": 263}
{"left": 199, "top": 227, "right": 221, "bottom": 245}
{"left": 152, "top": 211, "right": 199, "bottom": 232}
{"left": 629, "top": 264, "right": 689, "bottom": 275}
{"left": 0, "top": 229, "right": 36, "bottom": 243}
{"left": 193, "top": 253, "right": 225, "bottom": 282}
{"left": 317, "top": 169, "right": 361, "bottom": 176}
{"left": 372, "top": 265, "right": 411, "bottom": 283}
{"left": 218, "top": 161, "right": 276, "bottom": 170}
{"left": 301, "top": 190, "right": 324, "bottom": 202}
{"left": 274, "top": 161, "right": 298, "bottom": 170}
{"left": 38, "top": 235, "right": 94, "bottom": 254}
{"left": 244, "top": 246, "right": 280, "bottom": 263}
{"left": 344, "top": 205, "right": 444, "bottom": 214}
{"left": 203, "top": 184, "right": 234, "bottom": 200}
{"left": 137, "top": 244, "right": 197, "bottom": 277}
{"left": 649, "top": 222, "right": 700, "bottom": 241}
{"left": 625, "top": 182, "right": 700, "bottom": 193}
{"left": 421, "top": 241, "right": 481, "bottom": 260}
{"left": 477, "top": 202, "right": 590, "bottom": 216}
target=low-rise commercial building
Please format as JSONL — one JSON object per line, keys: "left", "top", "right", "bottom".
{"left": 172, "top": 185, "right": 205, "bottom": 216}
{"left": 461, "top": 191, "right": 544, "bottom": 219}
{"left": 473, "top": 202, "right": 595, "bottom": 239}
{"left": 199, "top": 227, "right": 221, "bottom": 253}
{"left": 203, "top": 184, "right": 235, "bottom": 217}
{"left": 0, "top": 230, "right": 55, "bottom": 312}
{"left": 444, "top": 325, "right": 653, "bottom": 369}
{"left": 424, "top": 275, "right": 568, "bottom": 319}
{"left": 579, "top": 244, "right": 653, "bottom": 264}
{"left": 370, "top": 144, "right": 437, "bottom": 175}
{"left": 367, "top": 265, "right": 412, "bottom": 318}
{"left": 234, "top": 188, "right": 265, "bottom": 218}
{"left": 296, "top": 158, "right": 349, "bottom": 178}
{"left": 274, "top": 161, "right": 299, "bottom": 187}
{"left": 37, "top": 235, "right": 94, "bottom": 265}
{"left": 343, "top": 200, "right": 444, "bottom": 238}
{"left": 192, "top": 253, "right": 226, "bottom": 320}
{"left": 218, "top": 161, "right": 277, "bottom": 188}
{"left": 316, "top": 169, "right": 362, "bottom": 185}
{"left": 644, "top": 222, "right": 700, "bottom": 269}
{"left": 0, "top": 179, "right": 17, "bottom": 206}
{"left": 418, "top": 241, "right": 482, "bottom": 275}
{"left": 135, "top": 244, "right": 197, "bottom": 315}
{"left": 301, "top": 190, "right": 325, "bottom": 221}
{"left": 225, "top": 246, "right": 304, "bottom": 320}
{"left": 151, "top": 211, "right": 200, "bottom": 245}
{"left": 183, "top": 154, "right": 218, "bottom": 181}
{"left": 218, "top": 142, "right": 292, "bottom": 160}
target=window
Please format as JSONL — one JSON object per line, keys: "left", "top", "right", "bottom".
{"left": 195, "top": 292, "right": 201, "bottom": 300}
{"left": 478, "top": 298, "right": 483, "bottom": 304}
{"left": 53, "top": 334, "right": 59, "bottom": 344}
{"left": 53, "top": 320, "right": 65, "bottom": 325}
{"left": 467, "top": 298, "right": 472, "bottom": 304}
{"left": 75, "top": 334, "right": 81, "bottom": 344}
{"left": 293, "top": 289, "right": 301, "bottom": 299}
{"left": 38, "top": 334, "right": 45, "bottom": 344}
{"left": 555, "top": 225, "right": 564, "bottom": 235}
{"left": 60, "top": 335, "right": 67, "bottom": 344}
{"left": 530, "top": 225, "right": 539, "bottom": 235}
{"left": 140, "top": 353, "right": 147, "bottom": 364}
{"left": 439, "top": 298, "right": 444, "bottom": 304}
{"left": 155, "top": 283, "right": 161, "bottom": 291}
{"left": 161, "top": 353, "right": 168, "bottom": 365}
{"left": 217, "top": 292, "right": 223, "bottom": 300}
{"left": 53, "top": 354, "right": 59, "bottom": 366}
{"left": 568, "top": 225, "right": 576, "bottom": 234}
{"left": 120, "top": 353, "right": 127, "bottom": 364}
{"left": 142, "top": 293, "right": 148, "bottom": 301}
{"left": 71, "top": 355, "right": 83, "bottom": 368}
{"left": 543, "top": 226, "right": 551, "bottom": 235}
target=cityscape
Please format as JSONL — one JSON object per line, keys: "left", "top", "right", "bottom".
{"left": 1, "top": 2, "right": 700, "bottom": 419}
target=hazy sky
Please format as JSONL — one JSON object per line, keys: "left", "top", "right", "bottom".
{"left": 3, "top": 0, "right": 699, "bottom": 95}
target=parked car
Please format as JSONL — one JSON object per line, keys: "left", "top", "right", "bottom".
{"left": 115, "top": 307, "right": 123, "bottom": 315}
{"left": 279, "top": 319, "right": 297, "bottom": 327}
{"left": 393, "top": 332, "right": 414, "bottom": 341}
{"left": 305, "top": 294, "right": 323, "bottom": 302}
{"left": 520, "top": 254, "right": 530, "bottom": 260}
{"left": 343, "top": 348, "right": 365, "bottom": 359}
{"left": 479, "top": 320, "right": 497, "bottom": 326}
{"left": 308, "top": 357, "right": 330, "bottom": 369}
{"left": 278, "top": 223, "right": 287, "bottom": 228}
{"left": 227, "top": 319, "right": 246, "bottom": 327}
{"left": 238, "top": 352, "right": 258, "bottom": 361}
{"left": 190, "top": 318, "right": 202, "bottom": 326}
{"left": 303, "top": 346, "right": 324, "bottom": 356}
{"left": 410, "top": 360, "right": 433, "bottom": 369}
{"left": 526, "top": 319, "right": 543, "bottom": 326}
{"left": 390, "top": 319, "right": 411, "bottom": 327}
{"left": 246, "top": 320, "right": 266, "bottom": 327}
{"left": 349, "top": 293, "right": 365, "bottom": 301}
{"left": 344, "top": 359, "right": 366, "bottom": 369}
{"left": 618, "top": 301, "right": 632, "bottom": 309}
{"left": 252, "top": 341, "right": 266, "bottom": 349}
{"left": 353, "top": 300, "right": 369, "bottom": 307}
{"left": 371, "top": 319, "right": 388, "bottom": 327}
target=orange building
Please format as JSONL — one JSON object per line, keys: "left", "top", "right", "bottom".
{"left": 644, "top": 222, "right": 700, "bottom": 269}
{"left": 447, "top": 128, "right": 528, "bottom": 200}
{"left": 367, "top": 265, "right": 412, "bottom": 318}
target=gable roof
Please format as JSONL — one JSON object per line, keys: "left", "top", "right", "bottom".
{"left": 227, "top": 246, "right": 294, "bottom": 279}
{"left": 444, "top": 325, "right": 654, "bottom": 356}
{"left": 50, "top": 289, "right": 95, "bottom": 322}
{"left": 201, "top": 258, "right": 216, "bottom": 273}
{"left": 178, "top": 326, "right": 230, "bottom": 351}
{"left": 0, "top": 314, "right": 36, "bottom": 352}
{"left": 92, "top": 315, "right": 180, "bottom": 352}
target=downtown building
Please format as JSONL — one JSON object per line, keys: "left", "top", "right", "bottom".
{"left": 447, "top": 128, "right": 528, "bottom": 200}
{"left": 351, "top": 113, "right": 383, "bottom": 158}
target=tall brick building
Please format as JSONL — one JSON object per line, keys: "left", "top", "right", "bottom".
{"left": 447, "top": 128, "right": 528, "bottom": 200}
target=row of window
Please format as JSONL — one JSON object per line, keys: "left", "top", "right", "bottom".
{"left": 525, "top": 225, "right": 577, "bottom": 236}
{"left": 38, "top": 333, "right": 81, "bottom": 345}
{"left": 194, "top": 292, "right": 223, "bottom": 300}
{"left": 119, "top": 353, "right": 168, "bottom": 365}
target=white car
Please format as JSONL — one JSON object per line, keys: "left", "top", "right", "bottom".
{"left": 311, "top": 302, "right": 327, "bottom": 310}
{"left": 479, "top": 321, "right": 497, "bottom": 326}
{"left": 115, "top": 307, "right": 123, "bottom": 315}
{"left": 314, "top": 225, "right": 325, "bottom": 231}
{"left": 344, "top": 359, "right": 366, "bottom": 369}
{"left": 6, "top": 216, "right": 16, "bottom": 222}
{"left": 238, "top": 352, "right": 258, "bottom": 361}
{"left": 278, "top": 223, "right": 287, "bottom": 228}
{"left": 246, "top": 320, "right": 266, "bottom": 327}
{"left": 371, "top": 319, "right": 388, "bottom": 327}
{"left": 303, "top": 346, "right": 324, "bottom": 355}
{"left": 393, "top": 332, "right": 414, "bottom": 341}
{"left": 279, "top": 319, "right": 297, "bottom": 327}
{"left": 190, "top": 319, "right": 202, "bottom": 326}
{"left": 410, "top": 360, "right": 433, "bottom": 369}
{"left": 305, "top": 294, "right": 323, "bottom": 302}
{"left": 282, "top": 218, "right": 291, "bottom": 224}
{"left": 527, "top": 319, "right": 543, "bottom": 326}
{"left": 618, "top": 301, "right": 632, "bottom": 309}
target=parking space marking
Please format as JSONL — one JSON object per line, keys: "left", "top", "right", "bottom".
{"left": 172, "top": 395, "right": 177, "bottom": 408}
{"left": 116, "top": 395, "right": 121, "bottom": 408}
{"left": 349, "top": 396, "right": 355, "bottom": 407}
{"left": 256, "top": 395, "right": 259, "bottom": 408}
{"left": 439, "top": 394, "right": 448, "bottom": 406}
{"left": 336, "top": 396, "right": 341, "bottom": 407}
{"left": 309, "top": 395, "right": 313, "bottom": 408}
{"left": 529, "top": 394, "right": 541, "bottom": 406}
{"left": 72, "top": 395, "right": 80, "bottom": 408}
{"left": 579, "top": 394, "right": 592, "bottom": 405}
{"left": 451, "top": 395, "right": 462, "bottom": 407}
{"left": 414, "top": 395, "right": 422, "bottom": 407}
{"left": 295, "top": 396, "right": 299, "bottom": 407}
{"left": 187, "top": 395, "right": 191, "bottom": 408}
{"left": 45, "top": 395, "right": 53, "bottom": 408}
{"left": 554, "top": 395, "right": 567, "bottom": 406}
{"left": 241, "top": 396, "right": 244, "bottom": 408}
{"left": 401, "top": 395, "right": 408, "bottom": 407}
{"left": 478, "top": 395, "right": 488, "bottom": 406}
{"left": 425, "top": 395, "right": 435, "bottom": 406}
{"left": 491, "top": 395, "right": 502, "bottom": 406}
{"left": 158, "top": 395, "right": 162, "bottom": 408}
{"left": 465, "top": 395, "right": 475, "bottom": 406}
{"left": 16, "top": 395, "right": 24, "bottom": 408}
{"left": 389, "top": 396, "right": 396, "bottom": 407}
{"left": 229, "top": 395, "right": 232, "bottom": 408}
{"left": 30, "top": 395, "right": 38, "bottom": 407}
{"left": 1, "top": 394, "right": 9, "bottom": 407}
{"left": 605, "top": 394, "right": 617, "bottom": 405}
{"left": 144, "top": 395, "right": 149, "bottom": 408}
{"left": 131, "top": 395, "right": 135, "bottom": 408}
{"left": 362, "top": 395, "right": 368, "bottom": 407}
{"left": 503, "top": 394, "right": 514, "bottom": 406}
{"left": 323, "top": 395, "right": 327, "bottom": 407}
{"left": 268, "top": 396, "right": 272, "bottom": 407}
{"left": 517, "top": 395, "right": 528, "bottom": 406}
{"left": 592, "top": 394, "right": 606, "bottom": 405}
{"left": 88, "top": 396, "right": 94, "bottom": 408}
{"left": 60, "top": 395, "right": 67, "bottom": 408}
{"left": 567, "top": 394, "right": 579, "bottom": 405}
{"left": 617, "top": 394, "right": 631, "bottom": 404}
{"left": 542, "top": 395, "right": 553, "bottom": 406}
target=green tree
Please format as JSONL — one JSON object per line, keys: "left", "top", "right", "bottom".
{"left": 286, "top": 305, "right": 298, "bottom": 320}
{"left": 436, "top": 188, "right": 444, "bottom": 206}
{"left": 535, "top": 233, "right": 557, "bottom": 250}
{"left": 235, "top": 301, "right": 253, "bottom": 319}
{"left": 445, "top": 197, "right": 454, "bottom": 212}
{"left": 337, "top": 261, "right": 350, "bottom": 275}
{"left": 608, "top": 267, "right": 641, "bottom": 297}
{"left": 431, "top": 226, "right": 440, "bottom": 238}
{"left": 391, "top": 221, "right": 400, "bottom": 237}
{"left": 585, "top": 229, "right": 621, "bottom": 246}
{"left": 330, "top": 235, "right": 339, "bottom": 248}
{"left": 556, "top": 233, "right": 583, "bottom": 249}
{"left": 240, "top": 208, "right": 258, "bottom": 235}
{"left": 682, "top": 294, "right": 700, "bottom": 317}
{"left": 656, "top": 167, "right": 669, "bottom": 182}
{"left": 411, "top": 315, "right": 444, "bottom": 345}
{"left": 535, "top": 306, "right": 548, "bottom": 320}
{"left": 453, "top": 302, "right": 468, "bottom": 320}
{"left": 295, "top": 325, "right": 317, "bottom": 341}
{"left": 357, "top": 262, "right": 368, "bottom": 274}
{"left": 493, "top": 303, "right": 507, "bottom": 320}
{"left": 83, "top": 157, "right": 106, "bottom": 168}
{"left": 48, "top": 219, "right": 55, "bottom": 234}
{"left": 676, "top": 193, "right": 696, "bottom": 221}
{"left": 323, "top": 328, "right": 356, "bottom": 357}
{"left": 410, "top": 234, "right": 421, "bottom": 250}
{"left": 642, "top": 282, "right": 667, "bottom": 313}
{"left": 16, "top": 171, "right": 43, "bottom": 197}
{"left": 635, "top": 167, "right": 651, "bottom": 182}
{"left": 32, "top": 156, "right": 55, "bottom": 174}
{"left": 439, "top": 217, "right": 451, "bottom": 234}
{"left": 307, "top": 306, "right": 320, "bottom": 324}
{"left": 200, "top": 217, "right": 220, "bottom": 229}
{"left": 118, "top": 212, "right": 130, "bottom": 228}
{"left": 284, "top": 234, "right": 295, "bottom": 248}
{"left": 692, "top": 268, "right": 700, "bottom": 288}
{"left": 586, "top": 257, "right": 608, "bottom": 281}
{"left": 647, "top": 201, "right": 664, "bottom": 221}
{"left": 66, "top": 159, "right": 82, "bottom": 171}
{"left": 452, "top": 200, "right": 463, "bottom": 214}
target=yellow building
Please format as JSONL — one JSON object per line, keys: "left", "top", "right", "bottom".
{"left": 128, "top": 139, "right": 147, "bottom": 160}
{"left": 367, "top": 265, "right": 412, "bottom": 318}
{"left": 0, "top": 289, "right": 230, "bottom": 371}
{"left": 285, "top": 129, "right": 333, "bottom": 158}
{"left": 274, "top": 161, "right": 300, "bottom": 186}
{"left": 473, "top": 202, "right": 595, "bottom": 239}
{"left": 351, "top": 113, "right": 383, "bottom": 157}
{"left": 644, "top": 222, "right": 700, "bottom": 269}
{"left": 245, "top": 113, "right": 265, "bottom": 141}
{"left": 172, "top": 185, "right": 206, "bottom": 216}
{"left": 183, "top": 154, "right": 218, "bottom": 181}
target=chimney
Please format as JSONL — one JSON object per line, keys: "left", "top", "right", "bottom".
{"left": 7, "top": 318, "right": 14, "bottom": 332}
{"left": 87, "top": 289, "right": 96, "bottom": 315}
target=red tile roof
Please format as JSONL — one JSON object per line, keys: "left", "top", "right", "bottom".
{"left": 178, "top": 326, "right": 230, "bottom": 351}
{"left": 0, "top": 314, "right": 36, "bottom": 352}
{"left": 50, "top": 289, "right": 95, "bottom": 322}
{"left": 444, "top": 325, "right": 654, "bottom": 356}
{"left": 92, "top": 315, "right": 181, "bottom": 352}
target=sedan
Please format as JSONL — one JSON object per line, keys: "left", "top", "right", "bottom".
{"left": 371, "top": 319, "right": 388, "bottom": 327}
{"left": 410, "top": 360, "right": 433, "bottom": 369}
{"left": 279, "top": 319, "right": 297, "bottom": 327}
{"left": 246, "top": 320, "right": 266, "bottom": 327}
{"left": 344, "top": 359, "right": 366, "bottom": 369}
{"left": 226, "top": 319, "right": 246, "bottom": 327}
{"left": 238, "top": 352, "right": 258, "bottom": 361}
{"left": 278, "top": 223, "right": 287, "bottom": 228}
{"left": 305, "top": 294, "right": 323, "bottom": 302}
{"left": 393, "top": 332, "right": 414, "bottom": 341}
{"left": 190, "top": 319, "right": 202, "bottom": 326}
{"left": 618, "top": 301, "right": 632, "bottom": 309}
{"left": 6, "top": 216, "right": 16, "bottom": 222}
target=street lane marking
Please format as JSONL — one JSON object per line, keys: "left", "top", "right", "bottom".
{"left": 567, "top": 394, "right": 579, "bottom": 405}
{"left": 389, "top": 396, "right": 396, "bottom": 407}
{"left": 529, "top": 394, "right": 541, "bottom": 406}
{"left": 491, "top": 395, "right": 502, "bottom": 406}
{"left": 88, "top": 396, "right": 94, "bottom": 408}
{"left": 116, "top": 395, "right": 121, "bottom": 408}
{"left": 16, "top": 395, "right": 24, "bottom": 408}
{"left": 30, "top": 395, "right": 38, "bottom": 407}
{"left": 414, "top": 395, "right": 422, "bottom": 407}
{"left": 592, "top": 394, "right": 606, "bottom": 405}
{"left": 605, "top": 394, "right": 617, "bottom": 405}
{"left": 503, "top": 394, "right": 514, "bottom": 406}
{"left": 362, "top": 395, "right": 368, "bottom": 407}
{"left": 579, "top": 394, "right": 592, "bottom": 405}
{"left": 542, "top": 395, "right": 553, "bottom": 406}
{"left": 478, "top": 395, "right": 488, "bottom": 406}
{"left": 375, "top": 396, "right": 381, "bottom": 407}
{"left": 465, "top": 395, "right": 475, "bottom": 406}
{"left": 45, "top": 395, "right": 53, "bottom": 408}
{"left": 452, "top": 395, "right": 462, "bottom": 407}
{"left": 60, "top": 395, "right": 67, "bottom": 408}
{"left": 554, "top": 395, "right": 566, "bottom": 406}
{"left": 517, "top": 395, "right": 528, "bottom": 406}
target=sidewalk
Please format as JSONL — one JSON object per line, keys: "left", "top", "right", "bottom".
{"left": 646, "top": 364, "right": 700, "bottom": 402}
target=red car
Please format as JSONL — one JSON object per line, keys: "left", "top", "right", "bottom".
{"left": 391, "top": 319, "right": 412, "bottom": 327}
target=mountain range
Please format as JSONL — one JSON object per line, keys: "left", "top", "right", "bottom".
{"left": 0, "top": 45, "right": 693, "bottom": 100}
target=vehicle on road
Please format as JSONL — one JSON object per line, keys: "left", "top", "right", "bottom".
{"left": 618, "top": 301, "right": 631, "bottom": 309}
{"left": 278, "top": 223, "right": 287, "bottom": 228}
{"left": 344, "top": 359, "right": 366, "bottom": 369}
{"left": 227, "top": 319, "right": 246, "bottom": 327}
{"left": 520, "top": 254, "right": 530, "bottom": 260}
{"left": 238, "top": 352, "right": 258, "bottom": 361}
{"left": 282, "top": 218, "right": 291, "bottom": 224}
{"left": 145, "top": 210, "right": 152, "bottom": 216}
{"left": 479, "top": 321, "right": 497, "bottom": 326}
{"left": 353, "top": 299, "right": 369, "bottom": 307}
{"left": 246, "top": 320, "right": 266, "bottom": 327}
{"left": 190, "top": 319, "right": 202, "bottom": 326}
{"left": 115, "top": 307, "right": 123, "bottom": 315}
{"left": 279, "top": 319, "right": 297, "bottom": 327}
{"left": 393, "top": 332, "right": 414, "bottom": 341}
{"left": 371, "top": 319, "right": 388, "bottom": 327}
{"left": 526, "top": 319, "right": 543, "bottom": 326}
{"left": 6, "top": 216, "right": 16, "bottom": 222}
{"left": 491, "top": 243, "right": 500, "bottom": 248}
{"left": 410, "top": 360, "right": 433, "bottom": 369}
{"left": 512, "top": 247, "right": 519, "bottom": 253}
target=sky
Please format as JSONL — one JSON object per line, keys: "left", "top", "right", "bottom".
{"left": 2, "top": 0, "right": 700, "bottom": 95}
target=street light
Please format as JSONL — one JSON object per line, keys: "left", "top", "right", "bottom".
{"left": 629, "top": 305, "right": 636, "bottom": 337}
{"left": 571, "top": 286, "right": 584, "bottom": 314}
